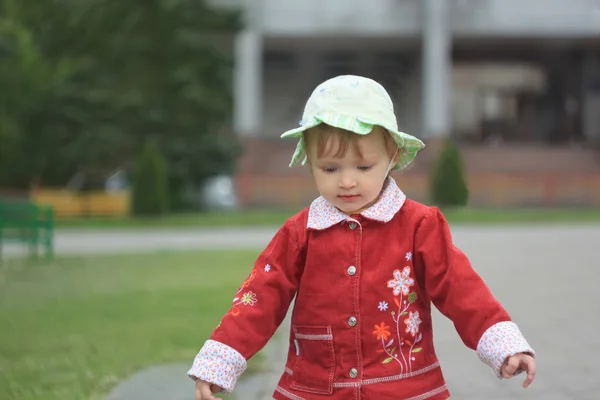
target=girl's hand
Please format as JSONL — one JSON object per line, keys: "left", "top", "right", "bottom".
{"left": 501, "top": 353, "right": 536, "bottom": 388}
{"left": 195, "top": 379, "right": 223, "bottom": 400}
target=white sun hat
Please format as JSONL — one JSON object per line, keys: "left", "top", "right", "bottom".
{"left": 281, "top": 75, "right": 426, "bottom": 171}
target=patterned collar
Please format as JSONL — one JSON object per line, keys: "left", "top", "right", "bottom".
{"left": 307, "top": 178, "right": 406, "bottom": 230}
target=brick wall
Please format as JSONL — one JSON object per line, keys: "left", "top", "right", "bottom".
{"left": 234, "top": 138, "right": 600, "bottom": 208}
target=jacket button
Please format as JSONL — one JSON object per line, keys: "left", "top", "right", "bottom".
{"left": 347, "top": 266, "right": 357, "bottom": 276}
{"left": 349, "top": 368, "right": 358, "bottom": 378}
{"left": 348, "top": 316, "right": 357, "bottom": 327}
{"left": 348, "top": 222, "right": 358, "bottom": 230}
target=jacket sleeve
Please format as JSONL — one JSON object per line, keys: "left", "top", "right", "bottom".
{"left": 414, "top": 207, "right": 534, "bottom": 378}
{"left": 187, "top": 217, "right": 305, "bottom": 392}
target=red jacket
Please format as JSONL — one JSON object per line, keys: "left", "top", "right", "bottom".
{"left": 188, "top": 178, "right": 534, "bottom": 400}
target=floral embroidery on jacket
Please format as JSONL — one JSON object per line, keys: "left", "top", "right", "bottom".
{"left": 375, "top": 253, "right": 423, "bottom": 373}
{"left": 373, "top": 322, "right": 391, "bottom": 341}
{"left": 237, "top": 270, "right": 257, "bottom": 293}
{"left": 231, "top": 290, "right": 259, "bottom": 316}
{"left": 378, "top": 301, "right": 389, "bottom": 312}
{"left": 404, "top": 311, "right": 422, "bottom": 337}
{"left": 228, "top": 264, "right": 270, "bottom": 317}
{"left": 387, "top": 266, "right": 415, "bottom": 296}
{"left": 240, "top": 291, "right": 257, "bottom": 306}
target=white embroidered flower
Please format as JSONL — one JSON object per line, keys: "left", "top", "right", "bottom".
{"left": 378, "top": 301, "right": 388, "bottom": 311}
{"left": 264, "top": 264, "right": 271, "bottom": 272}
{"left": 405, "top": 251, "right": 412, "bottom": 261}
{"left": 241, "top": 291, "right": 257, "bottom": 306}
{"left": 404, "top": 311, "right": 422, "bottom": 337}
{"left": 387, "top": 266, "right": 415, "bottom": 297}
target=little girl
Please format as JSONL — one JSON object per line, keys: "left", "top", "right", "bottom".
{"left": 189, "top": 75, "right": 536, "bottom": 400}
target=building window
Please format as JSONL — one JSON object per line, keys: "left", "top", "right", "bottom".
{"left": 264, "top": 51, "right": 297, "bottom": 72}
{"left": 319, "top": 52, "right": 359, "bottom": 80}
{"left": 370, "top": 52, "right": 412, "bottom": 88}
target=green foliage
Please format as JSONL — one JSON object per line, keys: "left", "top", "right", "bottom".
{"left": 0, "top": 2, "right": 76, "bottom": 188}
{"left": 131, "top": 138, "right": 169, "bottom": 216}
{"left": 0, "top": 0, "right": 243, "bottom": 201}
{"left": 429, "top": 140, "right": 469, "bottom": 207}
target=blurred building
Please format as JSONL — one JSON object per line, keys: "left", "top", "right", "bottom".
{"left": 215, "top": 0, "right": 600, "bottom": 208}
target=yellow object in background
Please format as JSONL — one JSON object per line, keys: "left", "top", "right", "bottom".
{"left": 31, "top": 190, "right": 130, "bottom": 218}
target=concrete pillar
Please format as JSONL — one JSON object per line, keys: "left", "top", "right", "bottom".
{"left": 421, "top": 0, "right": 452, "bottom": 140}
{"left": 233, "top": 30, "right": 263, "bottom": 137}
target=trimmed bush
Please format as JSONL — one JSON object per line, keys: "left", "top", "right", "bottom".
{"left": 131, "top": 138, "right": 169, "bottom": 216}
{"left": 429, "top": 140, "right": 469, "bottom": 207}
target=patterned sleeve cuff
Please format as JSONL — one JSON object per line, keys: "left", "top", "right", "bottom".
{"left": 187, "top": 339, "right": 247, "bottom": 393}
{"left": 476, "top": 321, "right": 535, "bottom": 379}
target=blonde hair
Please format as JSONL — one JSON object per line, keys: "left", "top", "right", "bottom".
{"left": 303, "top": 125, "right": 397, "bottom": 161}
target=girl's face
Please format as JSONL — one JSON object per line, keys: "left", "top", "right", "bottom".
{"left": 306, "top": 128, "right": 397, "bottom": 214}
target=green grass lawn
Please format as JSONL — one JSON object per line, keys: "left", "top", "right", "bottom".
{"left": 0, "top": 250, "right": 261, "bottom": 400}
{"left": 54, "top": 207, "right": 600, "bottom": 229}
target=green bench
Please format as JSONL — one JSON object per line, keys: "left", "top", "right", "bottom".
{"left": 0, "top": 200, "right": 54, "bottom": 262}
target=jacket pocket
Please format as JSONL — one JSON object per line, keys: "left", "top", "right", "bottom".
{"left": 290, "top": 325, "right": 335, "bottom": 395}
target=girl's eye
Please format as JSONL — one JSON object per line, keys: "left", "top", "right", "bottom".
{"left": 323, "top": 167, "right": 337, "bottom": 173}
{"left": 358, "top": 166, "right": 372, "bottom": 171}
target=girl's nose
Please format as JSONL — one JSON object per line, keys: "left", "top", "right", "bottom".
{"left": 339, "top": 174, "right": 357, "bottom": 189}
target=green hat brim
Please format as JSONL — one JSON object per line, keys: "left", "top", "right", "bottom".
{"left": 281, "top": 114, "right": 425, "bottom": 171}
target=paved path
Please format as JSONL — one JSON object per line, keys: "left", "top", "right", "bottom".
{"left": 427, "top": 224, "right": 600, "bottom": 400}
{"left": 3, "top": 227, "right": 279, "bottom": 256}
{"left": 105, "top": 364, "right": 194, "bottom": 400}
{"left": 8, "top": 224, "right": 597, "bottom": 399}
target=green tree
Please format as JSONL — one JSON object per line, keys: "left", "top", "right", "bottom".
{"left": 429, "top": 140, "right": 469, "bottom": 207}
{"left": 0, "top": 2, "right": 75, "bottom": 188}
{"left": 0, "top": 0, "right": 242, "bottom": 204}
{"left": 131, "top": 138, "right": 169, "bottom": 216}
